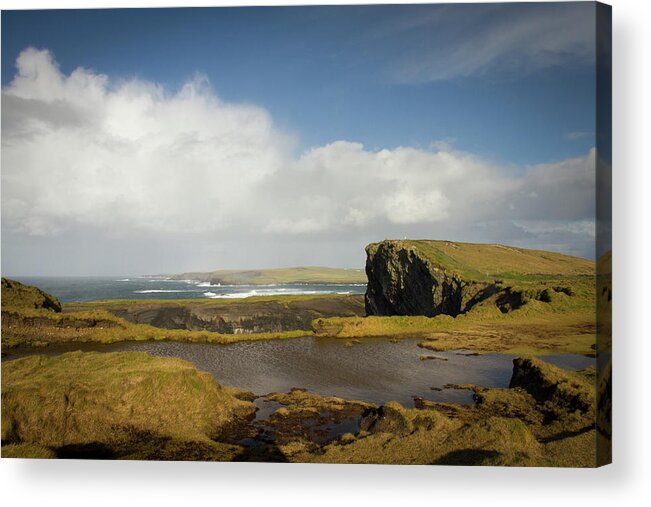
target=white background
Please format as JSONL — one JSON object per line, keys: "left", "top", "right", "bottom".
{"left": 0, "top": 0, "right": 649, "bottom": 505}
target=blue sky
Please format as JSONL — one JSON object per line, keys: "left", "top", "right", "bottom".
{"left": 1, "top": 3, "right": 603, "bottom": 275}
{"left": 2, "top": 4, "right": 596, "bottom": 166}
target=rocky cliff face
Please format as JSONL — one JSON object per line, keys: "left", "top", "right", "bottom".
{"left": 64, "top": 294, "right": 366, "bottom": 334}
{"left": 364, "top": 241, "right": 489, "bottom": 317}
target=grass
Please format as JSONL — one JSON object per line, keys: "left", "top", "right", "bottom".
{"left": 1, "top": 306, "right": 308, "bottom": 348}
{"left": 319, "top": 241, "right": 598, "bottom": 355}
{"left": 371, "top": 239, "right": 595, "bottom": 282}
{"left": 314, "top": 273, "right": 597, "bottom": 355}
{"left": 315, "top": 313, "right": 596, "bottom": 356}
{"left": 63, "top": 293, "right": 363, "bottom": 308}
{"left": 2, "top": 350, "right": 598, "bottom": 465}
{"left": 3, "top": 271, "right": 597, "bottom": 356}
{"left": 171, "top": 266, "right": 367, "bottom": 285}
{"left": 1, "top": 277, "right": 62, "bottom": 312}
{"left": 2, "top": 284, "right": 366, "bottom": 348}
{"left": 2, "top": 351, "right": 255, "bottom": 460}
{"left": 286, "top": 356, "right": 597, "bottom": 466}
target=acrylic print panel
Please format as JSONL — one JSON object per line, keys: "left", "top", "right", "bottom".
{"left": 0, "top": 2, "right": 611, "bottom": 467}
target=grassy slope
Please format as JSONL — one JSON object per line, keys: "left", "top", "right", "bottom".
{"left": 64, "top": 293, "right": 363, "bottom": 308}
{"left": 380, "top": 239, "right": 595, "bottom": 281}
{"left": 2, "top": 351, "right": 254, "bottom": 460}
{"left": 1, "top": 306, "right": 308, "bottom": 348}
{"left": 1, "top": 277, "right": 62, "bottom": 312}
{"left": 171, "top": 266, "right": 367, "bottom": 285}
{"left": 317, "top": 240, "right": 597, "bottom": 355}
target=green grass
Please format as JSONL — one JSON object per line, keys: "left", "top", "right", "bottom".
{"left": 2, "top": 351, "right": 598, "bottom": 465}
{"left": 313, "top": 272, "right": 597, "bottom": 355}
{"left": 64, "top": 293, "right": 362, "bottom": 309}
{"left": 2, "top": 351, "right": 254, "bottom": 460}
{"left": 383, "top": 239, "right": 595, "bottom": 280}
{"left": 1, "top": 306, "right": 308, "bottom": 348}
{"left": 170, "top": 266, "right": 367, "bottom": 285}
{"left": 323, "top": 240, "right": 598, "bottom": 355}
{"left": 1, "top": 277, "right": 62, "bottom": 312}
{"left": 286, "top": 356, "right": 597, "bottom": 466}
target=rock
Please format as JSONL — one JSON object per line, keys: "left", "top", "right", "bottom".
{"left": 64, "top": 294, "right": 365, "bottom": 334}
{"left": 364, "top": 241, "right": 486, "bottom": 317}
{"left": 363, "top": 239, "right": 592, "bottom": 317}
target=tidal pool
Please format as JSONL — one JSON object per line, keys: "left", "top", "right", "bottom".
{"left": 3, "top": 336, "right": 594, "bottom": 406}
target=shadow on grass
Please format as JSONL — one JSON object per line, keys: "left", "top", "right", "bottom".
{"left": 432, "top": 449, "right": 502, "bottom": 466}
{"left": 233, "top": 442, "right": 289, "bottom": 463}
{"left": 56, "top": 442, "right": 115, "bottom": 459}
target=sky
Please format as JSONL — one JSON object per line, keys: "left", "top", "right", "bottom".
{"left": 1, "top": 3, "right": 605, "bottom": 276}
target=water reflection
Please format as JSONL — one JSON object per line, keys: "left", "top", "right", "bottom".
{"left": 3, "top": 336, "right": 594, "bottom": 407}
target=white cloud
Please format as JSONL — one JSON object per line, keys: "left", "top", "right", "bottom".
{"left": 390, "top": 3, "right": 595, "bottom": 83}
{"left": 2, "top": 49, "right": 292, "bottom": 237}
{"left": 1, "top": 49, "right": 599, "bottom": 272}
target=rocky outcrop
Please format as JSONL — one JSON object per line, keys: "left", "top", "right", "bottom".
{"left": 1, "top": 277, "right": 62, "bottom": 313}
{"left": 64, "top": 294, "right": 365, "bottom": 334}
{"left": 363, "top": 240, "right": 581, "bottom": 317}
{"left": 364, "top": 241, "right": 489, "bottom": 317}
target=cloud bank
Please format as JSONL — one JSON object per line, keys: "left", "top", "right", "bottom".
{"left": 2, "top": 49, "right": 597, "bottom": 273}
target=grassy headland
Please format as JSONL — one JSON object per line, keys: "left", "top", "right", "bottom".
{"left": 384, "top": 239, "right": 594, "bottom": 280}
{"left": 316, "top": 240, "right": 597, "bottom": 356}
{"left": 170, "top": 266, "right": 367, "bottom": 285}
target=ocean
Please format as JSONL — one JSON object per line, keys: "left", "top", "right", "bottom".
{"left": 11, "top": 276, "right": 367, "bottom": 303}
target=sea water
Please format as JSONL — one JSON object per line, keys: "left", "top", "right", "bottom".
{"left": 10, "top": 276, "right": 367, "bottom": 303}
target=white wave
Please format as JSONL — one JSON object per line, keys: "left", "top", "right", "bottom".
{"left": 205, "top": 291, "right": 256, "bottom": 299}
{"left": 203, "top": 291, "right": 218, "bottom": 297}
{"left": 116, "top": 278, "right": 131, "bottom": 282}
{"left": 134, "top": 289, "right": 193, "bottom": 294}
{"left": 197, "top": 282, "right": 212, "bottom": 287}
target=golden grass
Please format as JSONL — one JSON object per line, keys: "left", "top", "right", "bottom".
{"left": 1, "top": 351, "right": 255, "bottom": 459}
{"left": 1, "top": 307, "right": 307, "bottom": 348}
{"left": 370, "top": 239, "right": 595, "bottom": 281}
{"left": 314, "top": 310, "right": 596, "bottom": 356}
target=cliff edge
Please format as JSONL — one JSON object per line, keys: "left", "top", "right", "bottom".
{"left": 364, "top": 240, "right": 594, "bottom": 317}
